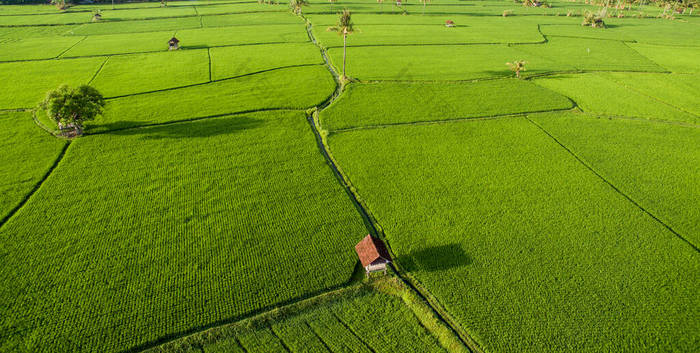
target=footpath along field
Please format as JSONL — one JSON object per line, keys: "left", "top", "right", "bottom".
{"left": 0, "top": 0, "right": 699, "bottom": 352}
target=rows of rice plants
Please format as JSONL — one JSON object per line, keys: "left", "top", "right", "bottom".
{"left": 0, "top": 35, "right": 83, "bottom": 61}
{"left": 89, "top": 65, "right": 335, "bottom": 132}
{"left": 628, "top": 44, "right": 700, "bottom": 73}
{"left": 209, "top": 42, "right": 324, "bottom": 80}
{"left": 540, "top": 18, "right": 700, "bottom": 46}
{"left": 91, "top": 49, "right": 210, "bottom": 97}
{"left": 0, "top": 111, "right": 368, "bottom": 352}
{"left": 0, "top": 56, "right": 106, "bottom": 109}
{"left": 0, "top": 111, "right": 66, "bottom": 222}
{"left": 62, "top": 31, "right": 176, "bottom": 57}
{"left": 194, "top": 288, "right": 448, "bottom": 353}
{"left": 326, "top": 44, "right": 572, "bottom": 81}
{"left": 327, "top": 116, "right": 700, "bottom": 352}
{"left": 530, "top": 111, "right": 700, "bottom": 246}
{"left": 533, "top": 73, "right": 699, "bottom": 124}
{"left": 602, "top": 72, "right": 700, "bottom": 116}
{"left": 321, "top": 79, "right": 573, "bottom": 130}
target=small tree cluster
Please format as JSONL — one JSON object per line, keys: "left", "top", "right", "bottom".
{"left": 506, "top": 60, "right": 527, "bottom": 78}
{"left": 38, "top": 85, "right": 105, "bottom": 137}
{"left": 582, "top": 9, "right": 607, "bottom": 27}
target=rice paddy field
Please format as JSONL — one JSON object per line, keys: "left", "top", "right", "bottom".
{"left": 0, "top": 0, "right": 698, "bottom": 352}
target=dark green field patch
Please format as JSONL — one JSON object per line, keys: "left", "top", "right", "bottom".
{"left": 321, "top": 79, "right": 573, "bottom": 130}
{"left": 0, "top": 111, "right": 367, "bottom": 353}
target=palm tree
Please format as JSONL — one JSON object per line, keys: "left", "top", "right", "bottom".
{"left": 327, "top": 10, "right": 355, "bottom": 80}
{"left": 377, "top": 0, "right": 384, "bottom": 12}
{"left": 290, "top": 0, "right": 309, "bottom": 15}
{"left": 506, "top": 60, "right": 527, "bottom": 78}
{"left": 329, "top": 0, "right": 337, "bottom": 12}
{"left": 419, "top": 0, "right": 431, "bottom": 14}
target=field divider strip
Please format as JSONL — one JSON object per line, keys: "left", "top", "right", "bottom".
{"left": 55, "top": 35, "right": 87, "bottom": 59}
{"left": 87, "top": 55, "right": 111, "bottom": 85}
{"left": 0, "top": 141, "right": 71, "bottom": 230}
{"left": 525, "top": 116, "right": 700, "bottom": 253}
{"left": 329, "top": 106, "right": 576, "bottom": 134}
{"left": 301, "top": 11, "right": 480, "bottom": 353}
{"left": 207, "top": 47, "right": 212, "bottom": 82}
{"left": 103, "top": 63, "right": 323, "bottom": 100}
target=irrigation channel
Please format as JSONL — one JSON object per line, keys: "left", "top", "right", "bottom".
{"left": 299, "top": 14, "right": 483, "bottom": 353}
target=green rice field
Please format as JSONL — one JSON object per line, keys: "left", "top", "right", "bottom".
{"left": 0, "top": 0, "right": 698, "bottom": 352}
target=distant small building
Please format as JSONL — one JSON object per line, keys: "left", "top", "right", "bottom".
{"left": 92, "top": 13, "right": 101, "bottom": 22}
{"left": 355, "top": 234, "right": 392, "bottom": 276}
{"left": 445, "top": 20, "right": 455, "bottom": 27}
{"left": 168, "top": 37, "right": 180, "bottom": 50}
{"left": 396, "top": 0, "right": 401, "bottom": 5}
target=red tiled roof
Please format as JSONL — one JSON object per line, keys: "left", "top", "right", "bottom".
{"left": 355, "top": 234, "right": 392, "bottom": 267}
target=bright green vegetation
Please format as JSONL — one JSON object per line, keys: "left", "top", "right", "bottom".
{"left": 0, "top": 111, "right": 66, "bottom": 221}
{"left": 0, "top": 56, "right": 106, "bottom": 109}
{"left": 175, "top": 24, "right": 309, "bottom": 48}
{"left": 602, "top": 72, "right": 700, "bottom": 116}
{"left": 321, "top": 80, "right": 573, "bottom": 130}
{"left": 209, "top": 43, "right": 323, "bottom": 80}
{"left": 90, "top": 65, "right": 334, "bottom": 132}
{"left": 0, "top": 36, "right": 82, "bottom": 61}
{"left": 327, "top": 44, "right": 571, "bottom": 81}
{"left": 327, "top": 117, "right": 700, "bottom": 352}
{"left": 186, "top": 287, "right": 449, "bottom": 353}
{"left": 533, "top": 73, "right": 700, "bottom": 124}
{"left": 62, "top": 31, "right": 174, "bottom": 57}
{"left": 512, "top": 36, "right": 664, "bottom": 72}
{"left": 531, "top": 112, "right": 700, "bottom": 246}
{"left": 91, "top": 50, "right": 210, "bottom": 97}
{"left": 0, "top": 111, "right": 367, "bottom": 352}
{"left": 628, "top": 43, "right": 700, "bottom": 73}
{"left": 313, "top": 21, "right": 544, "bottom": 48}
{"left": 2, "top": 1, "right": 699, "bottom": 352}
{"left": 540, "top": 18, "right": 700, "bottom": 46}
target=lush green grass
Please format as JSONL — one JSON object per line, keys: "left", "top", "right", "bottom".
{"left": 99, "top": 6, "right": 198, "bottom": 20}
{"left": 62, "top": 31, "right": 175, "bottom": 57}
{"left": 194, "top": 2, "right": 288, "bottom": 15}
{"left": 312, "top": 20, "right": 544, "bottom": 48}
{"left": 512, "top": 36, "right": 665, "bottom": 72}
{"left": 321, "top": 79, "right": 573, "bottom": 130}
{"left": 0, "top": 111, "right": 367, "bottom": 352}
{"left": 327, "top": 44, "right": 572, "bottom": 81}
{"left": 188, "top": 287, "right": 448, "bottom": 353}
{"left": 540, "top": 18, "right": 700, "bottom": 46}
{"left": 88, "top": 65, "right": 334, "bottom": 132}
{"left": 0, "top": 111, "right": 66, "bottom": 222}
{"left": 91, "top": 49, "right": 210, "bottom": 97}
{"left": 0, "top": 56, "right": 106, "bottom": 109}
{"left": 0, "top": 11, "right": 92, "bottom": 25}
{"left": 201, "top": 12, "right": 302, "bottom": 27}
{"left": 531, "top": 111, "right": 700, "bottom": 246}
{"left": 628, "top": 43, "right": 700, "bottom": 73}
{"left": 602, "top": 72, "right": 700, "bottom": 117}
{"left": 67, "top": 16, "right": 202, "bottom": 35}
{"left": 0, "top": 36, "right": 83, "bottom": 61}
{"left": 175, "top": 24, "right": 309, "bottom": 48}
{"left": 533, "top": 73, "right": 699, "bottom": 124}
{"left": 0, "top": 25, "right": 78, "bottom": 39}
{"left": 328, "top": 116, "right": 700, "bottom": 352}
{"left": 210, "top": 42, "right": 323, "bottom": 80}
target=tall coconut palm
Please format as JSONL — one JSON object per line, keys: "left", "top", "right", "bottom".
{"left": 327, "top": 9, "right": 354, "bottom": 80}
{"left": 290, "top": 0, "right": 309, "bottom": 15}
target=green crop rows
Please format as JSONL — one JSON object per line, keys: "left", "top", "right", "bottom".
{"left": 1, "top": 0, "right": 698, "bottom": 352}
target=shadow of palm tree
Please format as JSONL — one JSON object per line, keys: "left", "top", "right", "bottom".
{"left": 397, "top": 244, "right": 471, "bottom": 272}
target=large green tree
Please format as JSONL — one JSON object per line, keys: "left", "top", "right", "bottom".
{"left": 327, "top": 9, "right": 355, "bottom": 81}
{"left": 38, "top": 85, "right": 105, "bottom": 137}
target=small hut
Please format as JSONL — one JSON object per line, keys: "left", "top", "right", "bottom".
{"left": 168, "top": 37, "right": 180, "bottom": 51}
{"left": 445, "top": 20, "right": 455, "bottom": 27}
{"left": 355, "top": 234, "right": 392, "bottom": 276}
{"left": 92, "top": 13, "right": 102, "bottom": 22}
{"left": 396, "top": 0, "right": 402, "bottom": 5}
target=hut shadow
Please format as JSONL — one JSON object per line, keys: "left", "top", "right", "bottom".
{"left": 89, "top": 116, "right": 263, "bottom": 139}
{"left": 397, "top": 244, "right": 471, "bottom": 272}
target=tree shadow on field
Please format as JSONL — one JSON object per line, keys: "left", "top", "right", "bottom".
{"left": 93, "top": 116, "right": 264, "bottom": 140}
{"left": 397, "top": 244, "right": 471, "bottom": 272}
